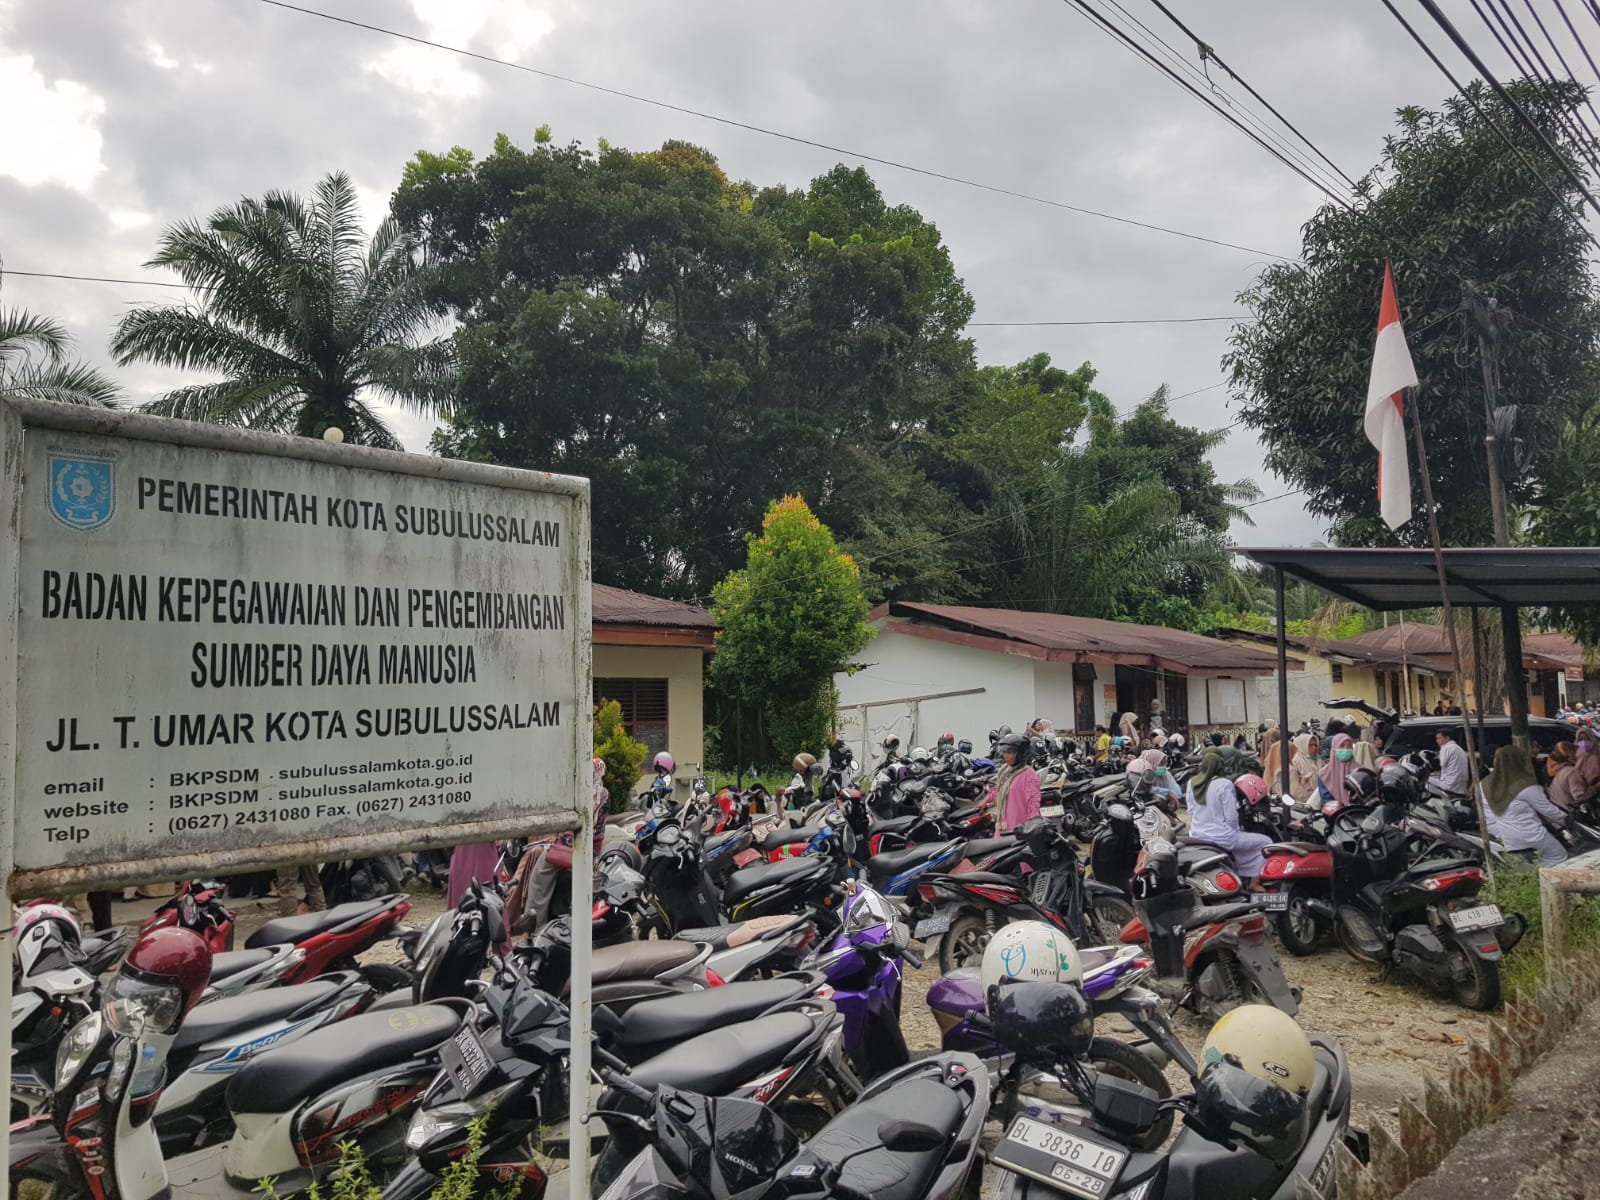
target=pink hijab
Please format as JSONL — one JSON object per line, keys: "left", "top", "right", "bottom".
{"left": 1318, "top": 733, "right": 1356, "bottom": 808}
{"left": 1141, "top": 749, "right": 1167, "bottom": 770}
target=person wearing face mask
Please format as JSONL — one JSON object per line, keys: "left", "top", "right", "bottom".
{"left": 1317, "top": 733, "right": 1358, "bottom": 810}
{"left": 1141, "top": 748, "right": 1182, "bottom": 806}
{"left": 1289, "top": 733, "right": 1321, "bottom": 803}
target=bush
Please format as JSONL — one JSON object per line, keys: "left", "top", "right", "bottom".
{"left": 593, "top": 699, "right": 647, "bottom": 812}
{"left": 1489, "top": 863, "right": 1600, "bottom": 999}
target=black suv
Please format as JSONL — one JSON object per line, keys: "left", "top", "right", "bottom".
{"left": 1323, "top": 698, "right": 1572, "bottom": 771}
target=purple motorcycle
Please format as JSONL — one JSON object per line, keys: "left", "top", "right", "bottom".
{"left": 802, "top": 880, "right": 918, "bottom": 1080}
{"left": 926, "top": 942, "right": 1197, "bottom": 1148}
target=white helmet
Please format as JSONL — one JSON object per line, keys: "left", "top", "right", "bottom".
{"left": 1166, "top": 733, "right": 1187, "bottom": 751}
{"left": 909, "top": 746, "right": 933, "bottom": 765}
{"left": 981, "top": 920, "right": 1082, "bottom": 993}
{"left": 13, "top": 902, "right": 82, "bottom": 976}
{"left": 1201, "top": 1004, "right": 1316, "bottom": 1096}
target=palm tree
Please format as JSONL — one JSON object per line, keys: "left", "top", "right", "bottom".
{"left": 112, "top": 172, "right": 453, "bottom": 448}
{"left": 0, "top": 304, "right": 120, "bottom": 407}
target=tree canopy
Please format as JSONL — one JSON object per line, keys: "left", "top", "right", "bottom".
{"left": 114, "top": 172, "right": 456, "bottom": 447}
{"left": 1225, "top": 80, "right": 1600, "bottom": 548}
{"left": 0, "top": 300, "right": 120, "bottom": 407}
{"left": 398, "top": 132, "right": 1251, "bottom": 629}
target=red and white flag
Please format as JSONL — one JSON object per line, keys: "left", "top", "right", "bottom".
{"left": 1364, "top": 261, "right": 1418, "bottom": 530}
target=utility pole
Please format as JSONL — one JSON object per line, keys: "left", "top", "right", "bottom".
{"left": 1462, "top": 282, "right": 1529, "bottom": 744}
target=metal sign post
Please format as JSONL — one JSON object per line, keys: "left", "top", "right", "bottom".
{"left": 0, "top": 396, "right": 592, "bottom": 1185}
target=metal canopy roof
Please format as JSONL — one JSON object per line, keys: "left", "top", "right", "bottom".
{"left": 1236, "top": 547, "right": 1600, "bottom": 610}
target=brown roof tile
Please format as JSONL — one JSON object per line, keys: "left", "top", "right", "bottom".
{"left": 592, "top": 583, "right": 716, "bottom": 628}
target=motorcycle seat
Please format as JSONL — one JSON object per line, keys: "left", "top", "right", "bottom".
{"left": 760, "top": 825, "right": 819, "bottom": 852}
{"left": 225, "top": 1003, "right": 461, "bottom": 1112}
{"left": 1400, "top": 857, "right": 1478, "bottom": 882}
{"left": 866, "top": 841, "right": 960, "bottom": 883}
{"left": 175, "top": 975, "right": 348, "bottom": 1054}
{"left": 722, "top": 855, "right": 829, "bottom": 909}
{"left": 675, "top": 913, "right": 810, "bottom": 951}
{"left": 245, "top": 898, "right": 392, "bottom": 949}
{"left": 1263, "top": 841, "right": 1325, "bottom": 857}
{"left": 608, "top": 976, "right": 816, "bottom": 1063}
{"left": 1175, "top": 837, "right": 1230, "bottom": 852}
{"left": 703, "top": 830, "right": 750, "bottom": 858}
{"left": 809, "top": 1077, "right": 963, "bottom": 1200}
{"left": 940, "top": 870, "right": 1020, "bottom": 888}
{"left": 962, "top": 834, "right": 1021, "bottom": 860}
{"left": 619, "top": 1011, "right": 816, "bottom": 1097}
{"left": 207, "top": 947, "right": 280, "bottom": 982}
{"left": 566, "top": 939, "right": 700, "bottom": 994}
{"left": 869, "top": 815, "right": 919, "bottom": 836}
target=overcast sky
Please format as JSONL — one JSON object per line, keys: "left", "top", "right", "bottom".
{"left": 0, "top": 0, "right": 1576, "bottom": 547}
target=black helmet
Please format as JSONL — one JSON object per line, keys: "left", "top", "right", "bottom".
{"left": 1345, "top": 767, "right": 1380, "bottom": 803}
{"left": 996, "top": 732, "right": 1029, "bottom": 763}
{"left": 957, "top": 739, "right": 973, "bottom": 755}
{"left": 1192, "top": 1060, "right": 1309, "bottom": 1165}
{"left": 988, "top": 981, "right": 1094, "bottom": 1063}
{"left": 1379, "top": 763, "right": 1420, "bottom": 806}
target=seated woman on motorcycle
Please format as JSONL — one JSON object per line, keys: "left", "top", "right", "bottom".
{"left": 1138, "top": 748, "right": 1183, "bottom": 806}
{"left": 989, "top": 732, "right": 1042, "bottom": 833}
{"left": 1184, "top": 749, "right": 1274, "bottom": 881}
{"left": 1483, "top": 744, "right": 1568, "bottom": 866}
{"left": 1316, "top": 733, "right": 1358, "bottom": 810}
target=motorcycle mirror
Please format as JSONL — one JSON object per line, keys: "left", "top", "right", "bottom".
{"left": 876, "top": 1120, "right": 946, "bottom": 1152}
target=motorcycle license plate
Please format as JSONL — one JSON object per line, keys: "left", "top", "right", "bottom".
{"left": 1250, "top": 892, "right": 1290, "bottom": 911}
{"left": 440, "top": 1026, "right": 498, "bottom": 1096}
{"left": 991, "top": 1116, "right": 1128, "bottom": 1198}
{"left": 1040, "top": 804, "right": 1065, "bottom": 820}
{"left": 914, "top": 911, "right": 954, "bottom": 939}
{"left": 1448, "top": 903, "right": 1503, "bottom": 932}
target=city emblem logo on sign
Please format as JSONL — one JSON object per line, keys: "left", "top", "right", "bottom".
{"left": 48, "top": 455, "right": 115, "bottom": 531}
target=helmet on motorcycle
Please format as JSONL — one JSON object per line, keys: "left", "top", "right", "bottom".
{"left": 881, "top": 735, "right": 901, "bottom": 753}
{"left": 957, "top": 739, "right": 973, "bottom": 755}
{"left": 1378, "top": 763, "right": 1420, "bottom": 806}
{"left": 981, "top": 920, "right": 1084, "bottom": 992}
{"left": 995, "top": 732, "right": 1029, "bottom": 764}
{"left": 1344, "top": 767, "right": 1380, "bottom": 803}
{"left": 792, "top": 752, "right": 817, "bottom": 774}
{"left": 1234, "top": 773, "right": 1269, "bottom": 805}
{"left": 988, "top": 980, "right": 1095, "bottom": 1064}
{"left": 909, "top": 746, "right": 932, "bottom": 765}
{"left": 1196, "top": 1005, "right": 1315, "bottom": 1162}
{"left": 652, "top": 751, "right": 675, "bottom": 775}
{"left": 13, "top": 902, "right": 82, "bottom": 974}
{"left": 1166, "top": 733, "right": 1187, "bottom": 751}
{"left": 108, "top": 926, "right": 212, "bottom": 1034}
{"left": 938, "top": 732, "right": 955, "bottom": 750}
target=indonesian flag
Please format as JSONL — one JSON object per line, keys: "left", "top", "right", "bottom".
{"left": 1364, "top": 262, "right": 1418, "bottom": 530}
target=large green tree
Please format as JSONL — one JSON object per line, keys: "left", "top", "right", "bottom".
{"left": 113, "top": 172, "right": 455, "bottom": 447}
{"left": 397, "top": 134, "right": 975, "bottom": 598}
{"left": 1225, "top": 80, "right": 1600, "bottom": 547}
{"left": 0, "top": 302, "right": 119, "bottom": 407}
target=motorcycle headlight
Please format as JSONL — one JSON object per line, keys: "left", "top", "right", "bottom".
{"left": 104, "top": 973, "right": 184, "bottom": 1037}
{"left": 405, "top": 1080, "right": 519, "bottom": 1150}
{"left": 56, "top": 1010, "right": 104, "bottom": 1090}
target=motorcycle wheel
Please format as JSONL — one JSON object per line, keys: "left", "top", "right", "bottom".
{"left": 1275, "top": 887, "right": 1322, "bottom": 957}
{"left": 1448, "top": 947, "right": 1501, "bottom": 1011}
{"left": 1087, "top": 894, "right": 1136, "bottom": 942}
{"left": 1333, "top": 911, "right": 1385, "bottom": 965}
{"left": 939, "top": 912, "right": 992, "bottom": 974}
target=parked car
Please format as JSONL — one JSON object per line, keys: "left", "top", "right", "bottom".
{"left": 1323, "top": 698, "right": 1572, "bottom": 775}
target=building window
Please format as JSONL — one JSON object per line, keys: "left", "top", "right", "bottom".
{"left": 595, "top": 678, "right": 669, "bottom": 758}
{"left": 1330, "top": 663, "right": 1344, "bottom": 684}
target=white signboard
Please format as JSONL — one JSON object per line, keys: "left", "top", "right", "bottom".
{"left": 0, "top": 399, "right": 591, "bottom": 891}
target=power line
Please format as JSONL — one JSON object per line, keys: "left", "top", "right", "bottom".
{"left": 1139, "top": 0, "right": 1362, "bottom": 193}
{"left": 1058, "top": 0, "right": 1353, "bottom": 207}
{"left": 1376, "top": 0, "right": 1600, "bottom": 248}
{"left": 1411, "top": 0, "right": 1600, "bottom": 223}
{"left": 1548, "top": 0, "right": 1600, "bottom": 90}
{"left": 4, "top": 267, "right": 1258, "bottom": 329}
{"left": 250, "top": 0, "right": 1289, "bottom": 262}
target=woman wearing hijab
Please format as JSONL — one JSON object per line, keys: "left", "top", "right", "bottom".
{"left": 1118, "top": 709, "right": 1140, "bottom": 745}
{"left": 1260, "top": 728, "right": 1285, "bottom": 796}
{"left": 990, "top": 733, "right": 1042, "bottom": 833}
{"left": 1317, "top": 733, "right": 1358, "bottom": 810}
{"left": 1350, "top": 735, "right": 1380, "bottom": 771}
{"left": 1567, "top": 726, "right": 1600, "bottom": 811}
{"left": 1139, "top": 747, "right": 1183, "bottom": 806}
{"left": 1482, "top": 744, "right": 1568, "bottom": 865}
{"left": 1289, "top": 733, "right": 1320, "bottom": 803}
{"left": 1548, "top": 741, "right": 1580, "bottom": 810}
{"left": 1185, "top": 749, "right": 1275, "bottom": 879}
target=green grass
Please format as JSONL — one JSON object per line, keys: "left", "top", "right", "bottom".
{"left": 1487, "top": 863, "right": 1600, "bottom": 1000}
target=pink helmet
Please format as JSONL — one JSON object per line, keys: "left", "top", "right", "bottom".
{"left": 1234, "top": 773, "right": 1269, "bottom": 805}
{"left": 652, "top": 751, "right": 675, "bottom": 774}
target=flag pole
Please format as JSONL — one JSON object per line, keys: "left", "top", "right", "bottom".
{"left": 1405, "top": 388, "right": 1495, "bottom": 883}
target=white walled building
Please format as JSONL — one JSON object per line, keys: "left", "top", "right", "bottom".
{"left": 835, "top": 602, "right": 1293, "bottom": 762}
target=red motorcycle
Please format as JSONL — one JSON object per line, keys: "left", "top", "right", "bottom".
{"left": 1256, "top": 800, "right": 1340, "bottom": 956}
{"left": 242, "top": 893, "right": 415, "bottom": 989}
{"left": 140, "top": 879, "right": 236, "bottom": 953}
